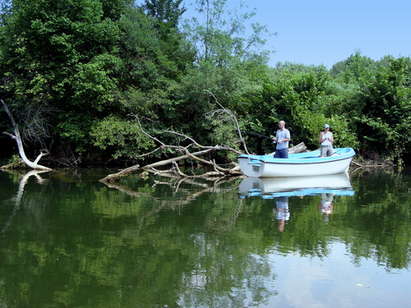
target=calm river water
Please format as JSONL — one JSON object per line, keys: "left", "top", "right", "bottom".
{"left": 0, "top": 169, "right": 410, "bottom": 308}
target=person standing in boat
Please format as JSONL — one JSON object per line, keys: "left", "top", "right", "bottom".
{"left": 319, "top": 124, "right": 334, "bottom": 157}
{"left": 272, "top": 120, "right": 291, "bottom": 158}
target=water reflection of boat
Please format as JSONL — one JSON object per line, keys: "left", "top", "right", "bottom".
{"left": 239, "top": 173, "right": 354, "bottom": 199}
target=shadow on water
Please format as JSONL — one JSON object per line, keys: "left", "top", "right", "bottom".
{"left": 0, "top": 169, "right": 410, "bottom": 307}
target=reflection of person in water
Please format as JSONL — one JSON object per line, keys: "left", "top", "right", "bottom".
{"left": 273, "top": 197, "right": 290, "bottom": 232}
{"left": 319, "top": 193, "right": 334, "bottom": 222}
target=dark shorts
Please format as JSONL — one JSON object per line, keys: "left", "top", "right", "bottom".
{"left": 274, "top": 148, "right": 288, "bottom": 158}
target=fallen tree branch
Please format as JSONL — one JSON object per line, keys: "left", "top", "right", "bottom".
{"left": 142, "top": 148, "right": 213, "bottom": 170}
{"left": 352, "top": 161, "right": 363, "bottom": 167}
{"left": 100, "top": 164, "right": 140, "bottom": 183}
{"left": 351, "top": 159, "right": 393, "bottom": 169}
{"left": 100, "top": 145, "right": 241, "bottom": 183}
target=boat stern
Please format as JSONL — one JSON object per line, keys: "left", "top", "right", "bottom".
{"left": 238, "top": 156, "right": 265, "bottom": 177}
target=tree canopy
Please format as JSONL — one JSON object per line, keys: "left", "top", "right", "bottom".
{"left": 0, "top": 0, "right": 410, "bottom": 166}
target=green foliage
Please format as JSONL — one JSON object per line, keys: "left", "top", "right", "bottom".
{"left": 330, "top": 51, "right": 376, "bottom": 82}
{"left": 0, "top": 0, "right": 127, "bottom": 154}
{"left": 353, "top": 57, "right": 411, "bottom": 161}
{"left": 254, "top": 66, "right": 358, "bottom": 150}
{"left": 0, "top": 1, "right": 409, "bottom": 164}
{"left": 325, "top": 115, "right": 358, "bottom": 148}
{"left": 143, "top": 0, "right": 186, "bottom": 28}
{"left": 90, "top": 116, "right": 154, "bottom": 160}
{"left": 4, "top": 154, "right": 23, "bottom": 167}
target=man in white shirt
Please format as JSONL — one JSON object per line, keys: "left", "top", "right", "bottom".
{"left": 272, "top": 120, "right": 291, "bottom": 158}
{"left": 319, "top": 124, "right": 334, "bottom": 157}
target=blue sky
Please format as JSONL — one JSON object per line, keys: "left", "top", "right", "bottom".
{"left": 185, "top": 0, "right": 411, "bottom": 67}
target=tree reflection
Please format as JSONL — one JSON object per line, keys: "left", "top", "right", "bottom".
{"left": 0, "top": 170, "right": 410, "bottom": 307}
{"left": 1, "top": 169, "right": 50, "bottom": 234}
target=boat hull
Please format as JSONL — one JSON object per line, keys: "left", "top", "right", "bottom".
{"left": 238, "top": 148, "right": 355, "bottom": 177}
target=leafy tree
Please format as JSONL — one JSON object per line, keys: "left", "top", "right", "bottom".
{"left": 330, "top": 51, "right": 376, "bottom": 82}
{"left": 142, "top": 0, "right": 186, "bottom": 28}
{"left": 0, "top": 0, "right": 193, "bottom": 162}
{"left": 352, "top": 57, "right": 411, "bottom": 162}
{"left": 0, "top": 0, "right": 127, "bottom": 158}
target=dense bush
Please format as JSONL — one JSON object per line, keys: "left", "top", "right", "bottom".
{"left": 0, "top": 0, "right": 409, "bottom": 165}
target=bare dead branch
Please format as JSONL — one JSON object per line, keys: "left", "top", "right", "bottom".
{"left": 3, "top": 131, "right": 16, "bottom": 139}
{"left": 141, "top": 148, "right": 213, "bottom": 170}
{"left": 172, "top": 161, "right": 188, "bottom": 177}
{"left": 205, "top": 90, "right": 250, "bottom": 154}
{"left": 1, "top": 99, "right": 17, "bottom": 128}
{"left": 100, "top": 164, "right": 141, "bottom": 183}
{"left": 134, "top": 146, "right": 163, "bottom": 159}
{"left": 164, "top": 130, "right": 204, "bottom": 148}
{"left": 33, "top": 150, "right": 49, "bottom": 165}
{"left": 351, "top": 160, "right": 363, "bottom": 167}
{"left": 132, "top": 114, "right": 165, "bottom": 147}
{"left": 211, "top": 159, "right": 226, "bottom": 175}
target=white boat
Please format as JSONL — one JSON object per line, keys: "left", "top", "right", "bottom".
{"left": 238, "top": 148, "right": 355, "bottom": 177}
{"left": 239, "top": 173, "right": 354, "bottom": 199}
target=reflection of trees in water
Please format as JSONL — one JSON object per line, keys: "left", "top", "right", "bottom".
{"left": 338, "top": 171, "right": 411, "bottom": 269}
{"left": 0, "top": 170, "right": 410, "bottom": 307}
{"left": 0, "top": 174, "right": 276, "bottom": 308}
{"left": 1, "top": 170, "right": 50, "bottom": 234}
{"left": 179, "top": 232, "right": 275, "bottom": 308}
{"left": 270, "top": 170, "right": 411, "bottom": 269}
{"left": 100, "top": 176, "right": 276, "bottom": 307}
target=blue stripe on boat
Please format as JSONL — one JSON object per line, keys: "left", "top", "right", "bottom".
{"left": 239, "top": 148, "right": 355, "bottom": 164}
{"left": 250, "top": 188, "right": 355, "bottom": 199}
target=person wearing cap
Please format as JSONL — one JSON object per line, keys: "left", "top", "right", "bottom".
{"left": 319, "top": 124, "right": 334, "bottom": 157}
{"left": 272, "top": 120, "right": 291, "bottom": 158}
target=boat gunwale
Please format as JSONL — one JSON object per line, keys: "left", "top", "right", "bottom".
{"left": 238, "top": 148, "right": 355, "bottom": 165}
{"left": 238, "top": 155, "right": 353, "bottom": 165}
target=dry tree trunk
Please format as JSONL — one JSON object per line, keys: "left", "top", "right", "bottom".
{"left": 1, "top": 99, "right": 52, "bottom": 171}
{"left": 99, "top": 164, "right": 141, "bottom": 183}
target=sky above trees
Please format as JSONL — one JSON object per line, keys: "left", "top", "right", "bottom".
{"left": 179, "top": 0, "right": 411, "bottom": 67}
